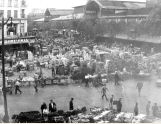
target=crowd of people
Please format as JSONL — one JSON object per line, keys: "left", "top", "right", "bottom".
{"left": 2, "top": 32, "right": 161, "bottom": 123}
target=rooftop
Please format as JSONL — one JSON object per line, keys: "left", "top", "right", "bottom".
{"left": 87, "top": 0, "right": 146, "bottom": 9}
{"left": 29, "top": 8, "right": 73, "bottom": 16}
{"left": 73, "top": 5, "right": 86, "bottom": 8}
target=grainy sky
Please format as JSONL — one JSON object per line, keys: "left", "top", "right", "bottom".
{"left": 27, "top": 0, "right": 146, "bottom": 11}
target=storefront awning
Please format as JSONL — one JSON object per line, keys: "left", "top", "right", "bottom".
{"left": 34, "top": 18, "right": 45, "bottom": 22}
{"left": 0, "top": 38, "right": 35, "bottom": 46}
{"left": 52, "top": 13, "right": 84, "bottom": 21}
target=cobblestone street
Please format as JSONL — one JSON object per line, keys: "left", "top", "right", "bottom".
{"left": 1, "top": 73, "right": 160, "bottom": 120}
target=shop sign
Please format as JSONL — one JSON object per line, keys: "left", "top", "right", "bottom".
{"left": 0, "top": 39, "right": 35, "bottom": 45}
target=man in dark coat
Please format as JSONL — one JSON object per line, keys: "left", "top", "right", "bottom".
{"left": 34, "top": 80, "right": 38, "bottom": 93}
{"left": 116, "top": 98, "right": 122, "bottom": 113}
{"left": 49, "top": 99, "right": 57, "bottom": 113}
{"left": 69, "top": 98, "right": 74, "bottom": 110}
{"left": 41, "top": 102, "right": 47, "bottom": 117}
{"left": 152, "top": 103, "right": 159, "bottom": 117}
{"left": 52, "top": 66, "right": 55, "bottom": 78}
{"left": 136, "top": 82, "right": 143, "bottom": 96}
{"left": 110, "top": 95, "right": 114, "bottom": 109}
{"left": 15, "top": 79, "right": 22, "bottom": 94}
{"left": 101, "top": 86, "right": 108, "bottom": 101}
{"left": 114, "top": 71, "right": 120, "bottom": 85}
{"left": 134, "top": 102, "right": 139, "bottom": 116}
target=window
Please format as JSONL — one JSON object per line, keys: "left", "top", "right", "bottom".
{"left": 14, "top": 0, "right": 18, "bottom": 7}
{"left": 14, "top": 10, "right": 18, "bottom": 18}
{"left": 8, "top": 0, "right": 12, "bottom": 7}
{"left": 20, "top": 23, "right": 24, "bottom": 34}
{"left": 0, "top": 0, "right": 4, "bottom": 7}
{"left": 7, "top": 10, "right": 11, "bottom": 18}
{"left": 21, "top": 9, "right": 25, "bottom": 18}
{"left": 21, "top": 0, "right": 26, "bottom": 7}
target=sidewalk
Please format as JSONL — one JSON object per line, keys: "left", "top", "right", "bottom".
{"left": 0, "top": 105, "right": 4, "bottom": 122}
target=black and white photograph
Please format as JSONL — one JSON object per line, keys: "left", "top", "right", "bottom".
{"left": 1, "top": 0, "right": 161, "bottom": 123}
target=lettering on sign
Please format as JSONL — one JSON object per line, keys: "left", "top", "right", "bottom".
{"left": 0, "top": 39, "right": 35, "bottom": 45}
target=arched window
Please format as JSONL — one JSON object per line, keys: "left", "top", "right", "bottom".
{"left": 85, "top": 1, "right": 100, "bottom": 17}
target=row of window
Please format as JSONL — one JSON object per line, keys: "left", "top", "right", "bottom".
{"left": 0, "top": 9, "right": 25, "bottom": 18}
{"left": 0, "top": 0, "right": 26, "bottom": 7}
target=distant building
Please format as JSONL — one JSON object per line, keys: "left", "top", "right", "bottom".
{"left": 146, "top": 0, "right": 161, "bottom": 8}
{"left": 84, "top": 0, "right": 146, "bottom": 19}
{"left": 28, "top": 8, "right": 73, "bottom": 22}
{"left": 0, "top": 0, "right": 27, "bottom": 37}
{"left": 73, "top": 5, "right": 85, "bottom": 14}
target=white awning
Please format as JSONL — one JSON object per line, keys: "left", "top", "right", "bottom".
{"left": 52, "top": 13, "right": 84, "bottom": 21}
{"left": 34, "top": 18, "right": 45, "bottom": 22}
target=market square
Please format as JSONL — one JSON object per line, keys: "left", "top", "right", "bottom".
{"left": 1, "top": 0, "right": 161, "bottom": 123}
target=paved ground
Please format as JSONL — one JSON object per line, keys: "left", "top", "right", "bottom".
{"left": 0, "top": 67, "right": 161, "bottom": 120}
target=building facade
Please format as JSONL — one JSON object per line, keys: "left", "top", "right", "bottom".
{"left": 84, "top": 0, "right": 146, "bottom": 19}
{"left": 0, "top": 0, "right": 27, "bottom": 38}
{"left": 29, "top": 8, "right": 73, "bottom": 22}
{"left": 146, "top": 0, "right": 161, "bottom": 8}
{"left": 73, "top": 5, "right": 85, "bottom": 14}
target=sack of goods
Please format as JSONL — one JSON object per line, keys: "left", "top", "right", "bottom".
{"left": 93, "top": 110, "right": 113, "bottom": 122}
{"left": 16, "top": 111, "right": 42, "bottom": 123}
{"left": 132, "top": 114, "right": 147, "bottom": 123}
{"left": 114, "top": 112, "right": 134, "bottom": 123}
{"left": 90, "top": 107, "right": 102, "bottom": 114}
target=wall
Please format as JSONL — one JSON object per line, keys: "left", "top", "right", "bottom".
{"left": 74, "top": 6, "right": 85, "bottom": 14}
{"left": 0, "top": 0, "right": 27, "bottom": 37}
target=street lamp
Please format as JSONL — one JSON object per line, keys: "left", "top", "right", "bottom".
{"left": 1, "top": 16, "right": 14, "bottom": 123}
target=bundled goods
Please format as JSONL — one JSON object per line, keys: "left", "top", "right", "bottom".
{"left": 47, "top": 112, "right": 60, "bottom": 122}
{"left": 90, "top": 107, "right": 103, "bottom": 115}
{"left": 75, "top": 113, "right": 93, "bottom": 123}
{"left": 77, "top": 113, "right": 92, "bottom": 119}
{"left": 114, "top": 112, "right": 134, "bottom": 123}
{"left": 71, "top": 109, "right": 82, "bottom": 116}
{"left": 57, "top": 110, "right": 64, "bottom": 116}
{"left": 16, "top": 111, "right": 42, "bottom": 123}
{"left": 132, "top": 114, "right": 146, "bottom": 123}
{"left": 78, "top": 118, "right": 90, "bottom": 123}
{"left": 48, "top": 116, "right": 64, "bottom": 123}
{"left": 54, "top": 116, "right": 65, "bottom": 123}
{"left": 93, "top": 110, "right": 114, "bottom": 123}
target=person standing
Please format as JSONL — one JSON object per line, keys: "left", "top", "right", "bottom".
{"left": 110, "top": 95, "right": 114, "bottom": 109}
{"left": 97, "top": 72, "right": 102, "bottom": 83}
{"left": 49, "top": 99, "right": 57, "bottom": 113}
{"left": 152, "top": 103, "right": 159, "bottom": 117}
{"left": 69, "top": 98, "right": 74, "bottom": 110}
{"left": 116, "top": 98, "right": 122, "bottom": 113}
{"left": 114, "top": 71, "right": 120, "bottom": 86}
{"left": 34, "top": 81, "right": 38, "bottom": 93}
{"left": 9, "top": 56, "right": 13, "bottom": 68}
{"left": 136, "top": 82, "right": 143, "bottom": 96}
{"left": 52, "top": 66, "right": 55, "bottom": 78}
{"left": 15, "top": 79, "right": 22, "bottom": 95}
{"left": 101, "top": 86, "right": 109, "bottom": 101}
{"left": 134, "top": 102, "right": 139, "bottom": 116}
{"left": 146, "top": 101, "right": 151, "bottom": 116}
{"left": 41, "top": 102, "right": 47, "bottom": 117}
